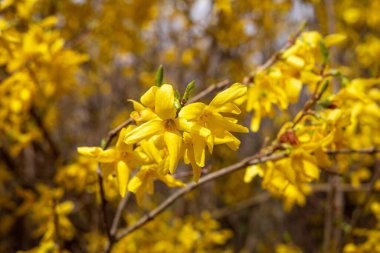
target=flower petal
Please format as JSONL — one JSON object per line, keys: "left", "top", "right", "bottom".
{"left": 179, "top": 102, "right": 206, "bottom": 120}
{"left": 164, "top": 131, "right": 182, "bottom": 174}
{"left": 155, "top": 84, "right": 176, "bottom": 120}
{"left": 124, "top": 120, "right": 163, "bottom": 144}
{"left": 209, "top": 83, "right": 247, "bottom": 108}
{"left": 117, "top": 161, "right": 130, "bottom": 197}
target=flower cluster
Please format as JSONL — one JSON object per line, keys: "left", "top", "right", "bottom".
{"left": 79, "top": 81, "right": 248, "bottom": 204}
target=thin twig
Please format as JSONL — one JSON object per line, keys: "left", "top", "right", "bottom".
{"left": 110, "top": 191, "right": 131, "bottom": 237}
{"left": 173, "top": 166, "right": 210, "bottom": 179}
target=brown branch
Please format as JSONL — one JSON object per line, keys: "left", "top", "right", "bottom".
{"left": 112, "top": 152, "right": 287, "bottom": 244}
{"left": 110, "top": 191, "right": 131, "bottom": 237}
{"left": 173, "top": 166, "right": 210, "bottom": 179}
{"left": 291, "top": 81, "right": 327, "bottom": 128}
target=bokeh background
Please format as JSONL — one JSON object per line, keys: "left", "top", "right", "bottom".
{"left": 0, "top": 0, "right": 379, "bottom": 252}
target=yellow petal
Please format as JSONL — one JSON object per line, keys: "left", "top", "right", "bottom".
{"left": 250, "top": 109, "right": 261, "bottom": 132}
{"left": 156, "top": 172, "right": 185, "bottom": 188}
{"left": 164, "top": 131, "right": 182, "bottom": 174}
{"left": 217, "top": 103, "right": 241, "bottom": 114}
{"left": 128, "top": 169, "right": 147, "bottom": 193}
{"left": 324, "top": 33, "right": 347, "bottom": 47}
{"left": 155, "top": 84, "right": 176, "bottom": 120}
{"left": 140, "top": 140, "right": 162, "bottom": 164}
{"left": 285, "top": 55, "right": 305, "bottom": 69}
{"left": 303, "top": 159, "right": 320, "bottom": 181}
{"left": 140, "top": 86, "right": 158, "bottom": 108}
{"left": 117, "top": 161, "right": 130, "bottom": 197}
{"left": 208, "top": 114, "right": 248, "bottom": 133}
{"left": 285, "top": 78, "right": 302, "bottom": 103}
{"left": 179, "top": 102, "right": 206, "bottom": 120}
{"left": 244, "top": 165, "right": 263, "bottom": 183}
{"left": 77, "top": 147, "right": 102, "bottom": 157}
{"left": 192, "top": 134, "right": 206, "bottom": 167}
{"left": 209, "top": 83, "right": 247, "bottom": 108}
{"left": 178, "top": 118, "right": 211, "bottom": 138}
{"left": 77, "top": 147, "right": 117, "bottom": 163}
{"left": 124, "top": 120, "right": 163, "bottom": 144}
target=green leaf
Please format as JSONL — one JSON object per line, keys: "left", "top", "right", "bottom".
{"left": 155, "top": 65, "right": 164, "bottom": 87}
{"left": 174, "top": 98, "right": 181, "bottom": 110}
{"left": 319, "top": 41, "right": 329, "bottom": 65}
{"left": 174, "top": 90, "right": 180, "bottom": 100}
{"left": 100, "top": 138, "right": 106, "bottom": 149}
{"left": 182, "top": 80, "right": 195, "bottom": 103}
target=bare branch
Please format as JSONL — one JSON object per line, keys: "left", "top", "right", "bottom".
{"left": 110, "top": 191, "right": 131, "bottom": 237}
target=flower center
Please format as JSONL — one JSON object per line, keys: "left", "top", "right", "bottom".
{"left": 164, "top": 119, "right": 177, "bottom": 131}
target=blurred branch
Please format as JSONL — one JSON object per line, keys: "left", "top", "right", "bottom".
{"left": 0, "top": 147, "right": 16, "bottom": 170}
{"left": 173, "top": 166, "right": 210, "bottom": 179}
{"left": 110, "top": 191, "right": 131, "bottom": 237}
{"left": 212, "top": 192, "right": 271, "bottom": 219}
{"left": 326, "top": 147, "right": 379, "bottom": 155}
{"left": 30, "top": 107, "right": 60, "bottom": 159}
